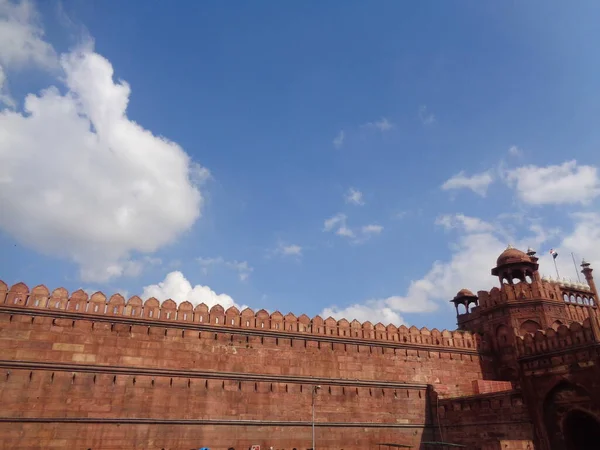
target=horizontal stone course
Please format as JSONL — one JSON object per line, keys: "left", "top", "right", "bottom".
{"left": 0, "top": 280, "right": 481, "bottom": 351}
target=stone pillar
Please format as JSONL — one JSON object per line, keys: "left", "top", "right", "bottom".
{"left": 581, "top": 260, "right": 600, "bottom": 341}
{"left": 582, "top": 260, "right": 598, "bottom": 298}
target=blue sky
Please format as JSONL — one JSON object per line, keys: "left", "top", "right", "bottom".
{"left": 1, "top": 0, "right": 600, "bottom": 331}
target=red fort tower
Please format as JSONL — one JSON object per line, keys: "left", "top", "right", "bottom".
{"left": 0, "top": 247, "right": 599, "bottom": 449}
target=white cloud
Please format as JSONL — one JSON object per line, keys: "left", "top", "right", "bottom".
{"left": 345, "top": 188, "right": 365, "bottom": 206}
{"left": 321, "top": 213, "right": 559, "bottom": 325}
{"left": 323, "top": 213, "right": 353, "bottom": 238}
{"left": 0, "top": 66, "right": 14, "bottom": 107}
{"left": 333, "top": 130, "right": 345, "bottom": 149}
{"left": 540, "top": 212, "right": 600, "bottom": 281}
{"left": 362, "top": 117, "right": 394, "bottom": 132}
{"left": 268, "top": 241, "right": 304, "bottom": 259}
{"left": 418, "top": 105, "right": 435, "bottom": 125}
{"left": 0, "top": 29, "right": 206, "bottom": 281}
{"left": 142, "top": 271, "right": 244, "bottom": 310}
{"left": 0, "top": 0, "right": 57, "bottom": 70}
{"left": 198, "top": 257, "right": 253, "bottom": 281}
{"left": 441, "top": 170, "right": 494, "bottom": 197}
{"left": 504, "top": 160, "right": 600, "bottom": 206}
{"left": 436, "top": 214, "right": 495, "bottom": 234}
{"left": 323, "top": 213, "right": 347, "bottom": 232}
{"left": 361, "top": 224, "right": 383, "bottom": 235}
{"left": 508, "top": 145, "right": 521, "bottom": 157}
{"left": 278, "top": 243, "right": 302, "bottom": 256}
{"left": 323, "top": 213, "right": 383, "bottom": 243}
{"left": 336, "top": 226, "right": 355, "bottom": 238}
{"left": 322, "top": 300, "right": 404, "bottom": 326}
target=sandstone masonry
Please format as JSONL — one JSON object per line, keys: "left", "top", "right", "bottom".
{"left": 0, "top": 247, "right": 598, "bottom": 449}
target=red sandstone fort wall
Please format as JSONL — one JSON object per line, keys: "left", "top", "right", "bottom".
{"left": 0, "top": 311, "right": 488, "bottom": 396}
{"left": 0, "top": 282, "right": 493, "bottom": 397}
{"left": 436, "top": 390, "right": 534, "bottom": 450}
{"left": 0, "top": 281, "right": 498, "bottom": 449}
{"left": 0, "top": 367, "right": 430, "bottom": 449}
{"left": 0, "top": 423, "right": 431, "bottom": 450}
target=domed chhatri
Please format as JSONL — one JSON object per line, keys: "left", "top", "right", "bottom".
{"left": 492, "top": 245, "right": 540, "bottom": 282}
{"left": 455, "top": 288, "right": 476, "bottom": 298}
{"left": 496, "top": 245, "right": 532, "bottom": 267}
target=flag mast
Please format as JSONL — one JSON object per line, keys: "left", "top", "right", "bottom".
{"left": 550, "top": 249, "right": 560, "bottom": 279}
{"left": 571, "top": 252, "right": 582, "bottom": 283}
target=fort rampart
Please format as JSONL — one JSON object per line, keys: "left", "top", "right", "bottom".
{"left": 0, "top": 281, "right": 497, "bottom": 449}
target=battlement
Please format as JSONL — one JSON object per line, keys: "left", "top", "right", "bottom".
{"left": 515, "top": 318, "right": 599, "bottom": 358}
{"left": 478, "top": 279, "right": 566, "bottom": 308}
{"left": 551, "top": 278, "right": 596, "bottom": 305}
{"left": 0, "top": 280, "right": 482, "bottom": 351}
{"left": 456, "top": 279, "right": 596, "bottom": 325}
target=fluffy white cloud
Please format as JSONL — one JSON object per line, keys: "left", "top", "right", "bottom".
{"left": 333, "top": 130, "right": 345, "bottom": 149}
{"left": 321, "top": 213, "right": 560, "bottom": 326}
{"left": 0, "top": 38, "right": 206, "bottom": 281}
{"left": 198, "top": 257, "right": 253, "bottom": 281}
{"left": 322, "top": 300, "right": 404, "bottom": 326}
{"left": 504, "top": 160, "right": 600, "bottom": 206}
{"left": 0, "top": 0, "right": 57, "bottom": 70}
{"left": 345, "top": 188, "right": 365, "bottom": 206}
{"left": 441, "top": 170, "right": 494, "bottom": 197}
{"left": 142, "top": 271, "right": 243, "bottom": 310}
{"left": 538, "top": 212, "right": 600, "bottom": 281}
{"left": 0, "top": 65, "right": 14, "bottom": 106}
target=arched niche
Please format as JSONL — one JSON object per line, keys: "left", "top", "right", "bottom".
{"left": 519, "top": 320, "right": 542, "bottom": 336}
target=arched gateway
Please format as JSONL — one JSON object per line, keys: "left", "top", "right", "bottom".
{"left": 543, "top": 382, "right": 600, "bottom": 449}
{"left": 563, "top": 409, "right": 600, "bottom": 449}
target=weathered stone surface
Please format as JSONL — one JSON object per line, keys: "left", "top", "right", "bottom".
{"left": 0, "top": 249, "right": 598, "bottom": 449}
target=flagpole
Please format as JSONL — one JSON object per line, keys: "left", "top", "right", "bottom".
{"left": 571, "top": 252, "right": 581, "bottom": 283}
{"left": 553, "top": 257, "right": 560, "bottom": 279}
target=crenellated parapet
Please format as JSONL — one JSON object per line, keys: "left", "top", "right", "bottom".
{"left": 478, "top": 279, "right": 565, "bottom": 307}
{"left": 515, "top": 318, "right": 599, "bottom": 358}
{"left": 455, "top": 277, "right": 596, "bottom": 327}
{"left": 0, "top": 280, "right": 482, "bottom": 351}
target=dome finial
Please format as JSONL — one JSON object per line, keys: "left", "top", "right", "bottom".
{"left": 582, "top": 258, "right": 590, "bottom": 267}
